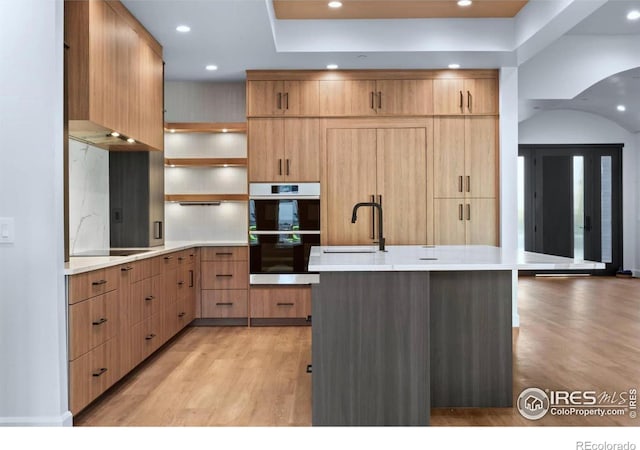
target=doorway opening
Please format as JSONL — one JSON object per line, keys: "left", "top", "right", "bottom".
{"left": 518, "top": 144, "right": 623, "bottom": 275}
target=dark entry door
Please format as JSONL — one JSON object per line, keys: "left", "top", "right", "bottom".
{"left": 519, "top": 144, "right": 622, "bottom": 274}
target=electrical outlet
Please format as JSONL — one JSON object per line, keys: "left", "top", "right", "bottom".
{"left": 0, "top": 217, "right": 15, "bottom": 244}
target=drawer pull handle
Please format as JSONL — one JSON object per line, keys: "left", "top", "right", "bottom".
{"left": 178, "top": 312, "right": 186, "bottom": 318}
{"left": 178, "top": 257, "right": 184, "bottom": 261}
{"left": 121, "top": 266, "right": 133, "bottom": 272}
{"left": 145, "top": 334, "right": 156, "bottom": 341}
{"left": 277, "top": 302, "right": 294, "bottom": 306}
{"left": 216, "top": 274, "right": 233, "bottom": 278}
{"left": 145, "top": 296, "right": 154, "bottom": 301}
{"left": 216, "top": 302, "right": 234, "bottom": 306}
{"left": 92, "top": 318, "right": 108, "bottom": 326}
{"left": 177, "top": 281, "right": 185, "bottom": 286}
{"left": 92, "top": 367, "right": 108, "bottom": 377}
{"left": 164, "top": 256, "right": 173, "bottom": 260}
{"left": 92, "top": 279, "right": 107, "bottom": 286}
{"left": 215, "top": 252, "right": 233, "bottom": 256}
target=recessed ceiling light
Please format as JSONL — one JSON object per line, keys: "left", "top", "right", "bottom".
{"left": 617, "top": 105, "right": 626, "bottom": 112}
{"left": 448, "top": 63, "right": 460, "bottom": 69}
{"left": 176, "top": 25, "right": 191, "bottom": 33}
{"left": 170, "top": 165, "right": 176, "bottom": 168}
{"left": 221, "top": 128, "right": 228, "bottom": 133}
{"left": 326, "top": 64, "right": 339, "bottom": 70}
{"left": 110, "top": 131, "right": 120, "bottom": 137}
{"left": 223, "top": 164, "right": 229, "bottom": 168}
{"left": 169, "top": 129, "right": 176, "bottom": 133}
{"left": 627, "top": 10, "right": 640, "bottom": 20}
{"left": 206, "top": 65, "right": 218, "bottom": 71}
{"left": 328, "top": 1, "right": 342, "bottom": 8}
{"left": 127, "top": 138, "right": 135, "bottom": 143}
{"left": 457, "top": 0, "right": 472, "bottom": 6}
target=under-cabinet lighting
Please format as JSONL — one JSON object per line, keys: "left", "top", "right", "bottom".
{"left": 178, "top": 201, "right": 222, "bottom": 206}
{"left": 176, "top": 25, "right": 191, "bottom": 33}
{"left": 328, "top": 1, "right": 342, "bottom": 8}
{"left": 206, "top": 65, "right": 218, "bottom": 71}
{"left": 169, "top": 129, "right": 176, "bottom": 133}
{"left": 617, "top": 105, "right": 626, "bottom": 112}
{"left": 221, "top": 128, "right": 228, "bottom": 133}
{"left": 127, "top": 138, "right": 135, "bottom": 143}
{"left": 326, "top": 64, "right": 339, "bottom": 70}
{"left": 535, "top": 274, "right": 591, "bottom": 278}
{"left": 627, "top": 10, "right": 640, "bottom": 20}
{"left": 223, "top": 164, "right": 229, "bottom": 168}
{"left": 448, "top": 63, "right": 460, "bottom": 69}
{"left": 170, "top": 164, "right": 176, "bottom": 168}
{"left": 457, "top": 0, "right": 472, "bottom": 6}
{"left": 110, "top": 131, "right": 120, "bottom": 137}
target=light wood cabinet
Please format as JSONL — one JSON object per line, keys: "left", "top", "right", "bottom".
{"left": 433, "top": 78, "right": 497, "bottom": 115}
{"left": 250, "top": 286, "right": 311, "bottom": 319}
{"left": 248, "top": 118, "right": 320, "bottom": 182}
{"left": 319, "top": 79, "right": 433, "bottom": 116}
{"left": 325, "top": 125, "right": 428, "bottom": 246}
{"left": 247, "top": 80, "right": 319, "bottom": 116}
{"left": 68, "top": 290, "right": 119, "bottom": 360}
{"left": 200, "top": 246, "right": 248, "bottom": 320}
{"left": 65, "top": 0, "right": 164, "bottom": 151}
{"left": 434, "top": 198, "right": 498, "bottom": 245}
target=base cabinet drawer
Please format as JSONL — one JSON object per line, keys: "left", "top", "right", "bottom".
{"left": 130, "top": 313, "right": 164, "bottom": 367}
{"left": 201, "top": 261, "right": 248, "bottom": 290}
{"left": 69, "top": 290, "right": 119, "bottom": 360}
{"left": 202, "top": 290, "right": 248, "bottom": 318}
{"left": 68, "top": 266, "right": 120, "bottom": 304}
{"left": 250, "top": 286, "right": 311, "bottom": 318}
{"left": 200, "top": 246, "right": 247, "bottom": 262}
{"left": 69, "top": 337, "right": 119, "bottom": 414}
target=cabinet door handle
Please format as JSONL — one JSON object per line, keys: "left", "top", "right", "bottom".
{"left": 466, "top": 204, "right": 471, "bottom": 221}
{"left": 216, "top": 274, "right": 233, "bottom": 278}
{"left": 459, "top": 204, "right": 463, "bottom": 221}
{"left": 466, "top": 176, "right": 470, "bottom": 193}
{"left": 178, "top": 312, "right": 186, "bottom": 318}
{"left": 215, "top": 252, "right": 232, "bottom": 256}
{"left": 145, "top": 295, "right": 154, "bottom": 301}
{"left": 277, "top": 302, "right": 294, "bottom": 306}
{"left": 377, "top": 91, "right": 382, "bottom": 109}
{"left": 459, "top": 90, "right": 463, "bottom": 109}
{"left": 286, "top": 159, "right": 290, "bottom": 176}
{"left": 121, "top": 266, "right": 133, "bottom": 272}
{"left": 92, "top": 317, "right": 108, "bottom": 326}
{"left": 370, "top": 194, "right": 376, "bottom": 239}
{"left": 277, "top": 92, "right": 282, "bottom": 110}
{"left": 278, "top": 159, "right": 282, "bottom": 175}
{"left": 177, "top": 281, "right": 184, "bottom": 286}
{"left": 284, "top": 92, "right": 289, "bottom": 110}
{"left": 145, "top": 334, "right": 156, "bottom": 341}
{"left": 164, "top": 256, "right": 173, "bottom": 260}
{"left": 91, "top": 279, "right": 107, "bottom": 286}
{"left": 92, "top": 368, "right": 108, "bottom": 377}
{"left": 370, "top": 91, "right": 375, "bottom": 110}
{"left": 458, "top": 176, "right": 463, "bottom": 192}
{"left": 189, "top": 270, "right": 194, "bottom": 288}
{"left": 467, "top": 90, "right": 472, "bottom": 112}
{"left": 216, "top": 302, "right": 233, "bottom": 306}
{"left": 178, "top": 257, "right": 184, "bottom": 261}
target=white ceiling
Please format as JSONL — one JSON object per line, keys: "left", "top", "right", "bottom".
{"left": 121, "top": 0, "right": 640, "bottom": 131}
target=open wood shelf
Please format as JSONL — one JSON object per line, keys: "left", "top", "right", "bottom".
{"left": 165, "top": 158, "right": 247, "bottom": 167}
{"left": 165, "top": 194, "right": 248, "bottom": 203}
{"left": 164, "top": 122, "right": 247, "bottom": 133}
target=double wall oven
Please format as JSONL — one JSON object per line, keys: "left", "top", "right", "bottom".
{"left": 249, "top": 183, "right": 320, "bottom": 285}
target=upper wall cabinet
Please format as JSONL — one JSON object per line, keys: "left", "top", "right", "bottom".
{"left": 319, "top": 79, "right": 433, "bottom": 116}
{"left": 433, "top": 78, "right": 498, "bottom": 115}
{"left": 247, "top": 80, "right": 319, "bottom": 117}
{"left": 65, "top": 0, "right": 164, "bottom": 151}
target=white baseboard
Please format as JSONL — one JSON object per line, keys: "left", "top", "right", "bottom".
{"left": 0, "top": 411, "right": 72, "bottom": 427}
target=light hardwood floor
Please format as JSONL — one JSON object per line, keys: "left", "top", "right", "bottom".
{"left": 75, "top": 276, "right": 640, "bottom": 426}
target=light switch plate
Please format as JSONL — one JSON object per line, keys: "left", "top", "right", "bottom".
{"left": 0, "top": 217, "right": 15, "bottom": 244}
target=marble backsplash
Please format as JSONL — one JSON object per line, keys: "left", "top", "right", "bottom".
{"left": 68, "top": 139, "right": 110, "bottom": 254}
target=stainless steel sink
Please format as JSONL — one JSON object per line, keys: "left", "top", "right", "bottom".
{"left": 323, "top": 248, "right": 376, "bottom": 254}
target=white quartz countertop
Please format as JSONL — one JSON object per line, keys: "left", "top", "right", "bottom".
{"left": 308, "top": 245, "right": 605, "bottom": 272}
{"left": 65, "top": 240, "right": 247, "bottom": 275}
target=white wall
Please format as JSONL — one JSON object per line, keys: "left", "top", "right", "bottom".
{"left": 519, "top": 109, "right": 638, "bottom": 274}
{"left": 0, "top": 0, "right": 70, "bottom": 425}
{"left": 68, "top": 140, "right": 110, "bottom": 254}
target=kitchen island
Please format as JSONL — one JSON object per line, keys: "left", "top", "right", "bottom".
{"left": 308, "top": 245, "right": 604, "bottom": 426}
